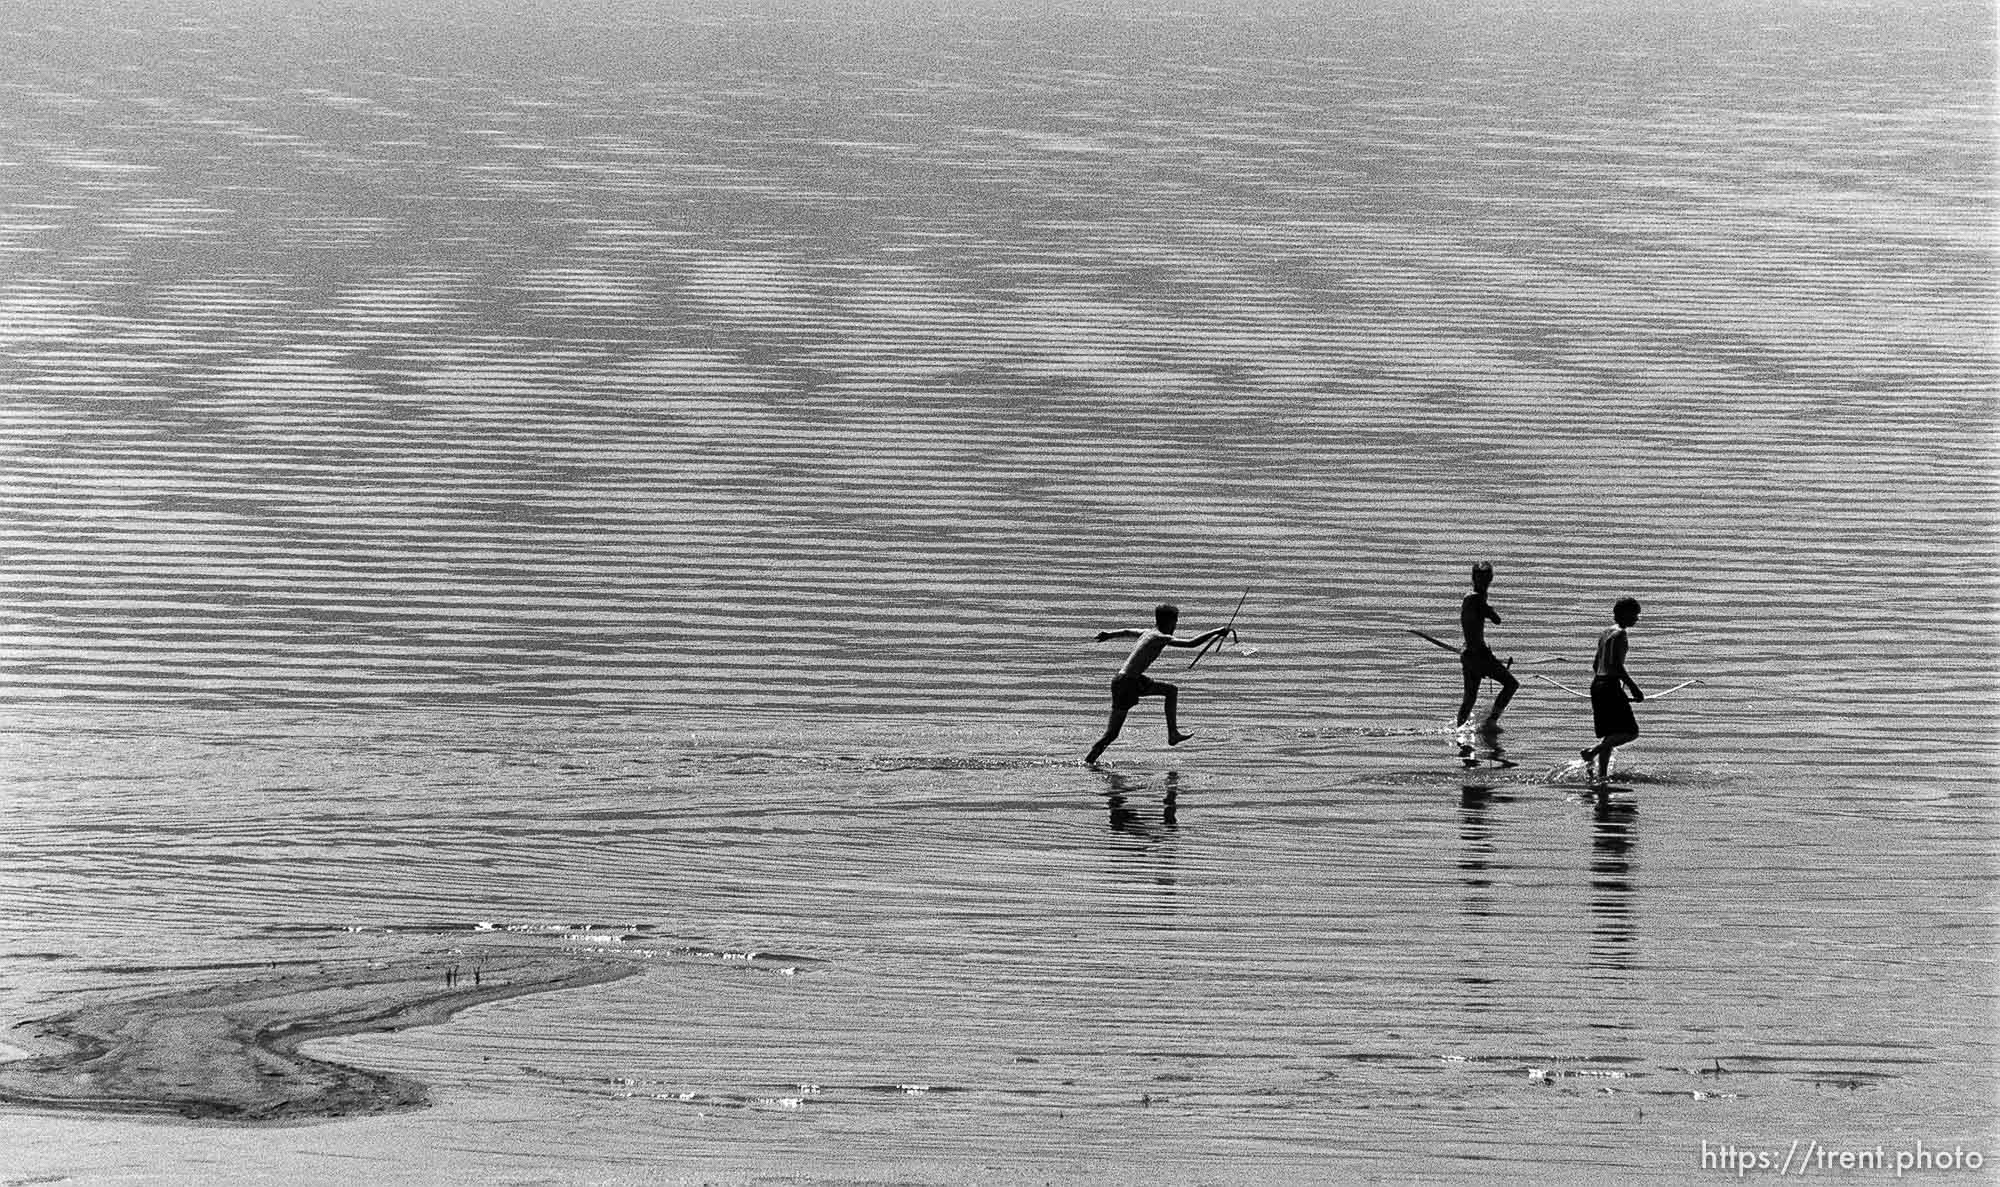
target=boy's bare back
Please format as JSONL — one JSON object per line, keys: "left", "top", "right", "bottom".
{"left": 1116, "top": 630, "right": 1174, "bottom": 677}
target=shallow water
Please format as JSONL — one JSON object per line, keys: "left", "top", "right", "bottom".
{"left": 1, "top": 0, "right": 1995, "bottom": 1181}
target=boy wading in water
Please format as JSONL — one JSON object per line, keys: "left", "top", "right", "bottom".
{"left": 1580, "top": 597, "right": 1645, "bottom": 782}
{"left": 1085, "top": 604, "right": 1235, "bottom": 764}
{"left": 1457, "top": 562, "right": 1519, "bottom": 730}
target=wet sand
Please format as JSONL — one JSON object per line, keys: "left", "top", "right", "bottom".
{"left": 0, "top": 951, "right": 639, "bottom": 1122}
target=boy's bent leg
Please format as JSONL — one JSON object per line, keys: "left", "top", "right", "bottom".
{"left": 1488, "top": 668, "right": 1519, "bottom": 722}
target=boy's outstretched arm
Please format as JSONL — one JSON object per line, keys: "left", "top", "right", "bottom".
{"left": 1094, "top": 628, "right": 1143, "bottom": 643}
{"left": 1166, "top": 626, "right": 1236, "bottom": 648}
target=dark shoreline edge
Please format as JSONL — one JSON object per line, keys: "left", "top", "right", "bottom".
{"left": 0, "top": 950, "right": 641, "bottom": 1123}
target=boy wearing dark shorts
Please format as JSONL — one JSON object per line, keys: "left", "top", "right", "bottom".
{"left": 1085, "top": 603, "right": 1235, "bottom": 764}
{"left": 1580, "top": 597, "right": 1645, "bottom": 782}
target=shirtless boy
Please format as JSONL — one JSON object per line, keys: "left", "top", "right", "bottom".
{"left": 1456, "top": 562, "right": 1519, "bottom": 730}
{"left": 1580, "top": 597, "right": 1645, "bottom": 782}
{"left": 1085, "top": 604, "right": 1235, "bottom": 764}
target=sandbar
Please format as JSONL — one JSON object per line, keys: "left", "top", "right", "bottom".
{"left": 0, "top": 950, "right": 638, "bottom": 1123}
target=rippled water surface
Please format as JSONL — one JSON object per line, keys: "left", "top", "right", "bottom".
{"left": 1, "top": 0, "right": 1995, "bottom": 1181}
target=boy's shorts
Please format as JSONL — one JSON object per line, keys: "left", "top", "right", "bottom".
{"left": 1460, "top": 646, "right": 1514, "bottom": 683}
{"left": 1590, "top": 676, "right": 1638, "bottom": 737}
{"left": 1110, "top": 673, "right": 1165, "bottom": 710}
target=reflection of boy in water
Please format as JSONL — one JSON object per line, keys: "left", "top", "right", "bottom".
{"left": 1085, "top": 603, "right": 1235, "bottom": 764}
{"left": 1580, "top": 597, "right": 1646, "bottom": 782}
{"left": 1457, "top": 562, "right": 1519, "bottom": 729}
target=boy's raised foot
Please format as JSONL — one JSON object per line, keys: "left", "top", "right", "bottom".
{"left": 1168, "top": 731, "right": 1194, "bottom": 747}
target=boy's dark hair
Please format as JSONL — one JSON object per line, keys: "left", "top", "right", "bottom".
{"left": 1614, "top": 596, "right": 1642, "bottom": 624}
{"left": 1155, "top": 603, "right": 1180, "bottom": 630}
{"left": 1472, "top": 561, "right": 1493, "bottom": 579}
